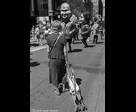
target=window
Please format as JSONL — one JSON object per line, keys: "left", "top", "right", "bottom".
{"left": 38, "top": 0, "right": 48, "bottom": 10}
{"left": 41, "top": 0, "right": 46, "bottom": 10}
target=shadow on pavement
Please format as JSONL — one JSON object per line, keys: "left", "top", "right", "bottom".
{"left": 30, "top": 43, "right": 39, "bottom": 47}
{"left": 97, "top": 42, "right": 104, "bottom": 44}
{"left": 70, "top": 49, "right": 82, "bottom": 53}
{"left": 87, "top": 45, "right": 95, "bottom": 47}
{"left": 73, "top": 41, "right": 82, "bottom": 44}
{"left": 76, "top": 78, "right": 82, "bottom": 86}
{"left": 30, "top": 61, "right": 40, "bottom": 67}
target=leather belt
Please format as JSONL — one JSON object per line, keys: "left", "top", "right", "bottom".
{"left": 50, "top": 57, "right": 64, "bottom": 60}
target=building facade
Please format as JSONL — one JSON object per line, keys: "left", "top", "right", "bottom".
{"left": 30, "top": 0, "right": 62, "bottom": 28}
{"left": 30, "top": 0, "right": 63, "bottom": 17}
{"left": 30, "top": 0, "right": 48, "bottom": 17}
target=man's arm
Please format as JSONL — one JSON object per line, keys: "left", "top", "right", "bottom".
{"left": 69, "top": 29, "right": 75, "bottom": 34}
{"left": 82, "top": 30, "right": 89, "bottom": 34}
{"left": 46, "top": 45, "right": 50, "bottom": 59}
{"left": 47, "top": 45, "right": 50, "bottom": 52}
{"left": 64, "top": 44, "right": 68, "bottom": 65}
{"left": 69, "top": 23, "right": 76, "bottom": 34}
{"left": 82, "top": 26, "right": 90, "bottom": 34}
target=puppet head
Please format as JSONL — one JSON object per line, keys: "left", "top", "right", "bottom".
{"left": 60, "top": 3, "right": 72, "bottom": 23}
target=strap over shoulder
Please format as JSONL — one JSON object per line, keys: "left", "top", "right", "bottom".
{"left": 48, "top": 33, "right": 63, "bottom": 59}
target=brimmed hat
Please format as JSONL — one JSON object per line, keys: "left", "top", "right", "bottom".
{"left": 51, "top": 20, "right": 62, "bottom": 31}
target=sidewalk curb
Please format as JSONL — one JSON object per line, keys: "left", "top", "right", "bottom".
{"left": 30, "top": 46, "right": 47, "bottom": 52}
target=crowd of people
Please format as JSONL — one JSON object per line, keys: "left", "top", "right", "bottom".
{"left": 30, "top": 21, "right": 51, "bottom": 46}
{"left": 30, "top": 14, "right": 105, "bottom": 50}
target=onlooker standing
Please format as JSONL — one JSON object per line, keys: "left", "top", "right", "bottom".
{"left": 98, "top": 19, "right": 105, "bottom": 40}
{"left": 92, "top": 22, "right": 99, "bottom": 44}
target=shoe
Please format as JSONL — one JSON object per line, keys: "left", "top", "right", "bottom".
{"left": 84, "top": 45, "right": 88, "bottom": 48}
{"left": 63, "top": 88, "right": 69, "bottom": 92}
{"left": 58, "top": 83, "right": 63, "bottom": 93}
{"left": 54, "top": 88, "right": 61, "bottom": 96}
{"left": 72, "top": 41, "right": 75, "bottom": 44}
{"left": 68, "top": 50, "right": 72, "bottom": 53}
{"left": 62, "top": 83, "right": 69, "bottom": 92}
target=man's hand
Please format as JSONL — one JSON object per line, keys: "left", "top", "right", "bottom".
{"left": 47, "top": 45, "right": 50, "bottom": 52}
{"left": 48, "top": 52, "right": 50, "bottom": 59}
{"left": 65, "top": 61, "right": 69, "bottom": 67}
{"left": 64, "top": 45, "right": 68, "bottom": 67}
{"left": 70, "top": 29, "right": 75, "bottom": 34}
{"left": 47, "top": 45, "right": 50, "bottom": 59}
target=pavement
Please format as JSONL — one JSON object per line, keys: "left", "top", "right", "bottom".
{"left": 30, "top": 45, "right": 47, "bottom": 52}
{"left": 30, "top": 36, "right": 105, "bottom": 112}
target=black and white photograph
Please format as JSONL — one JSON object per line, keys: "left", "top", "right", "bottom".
{"left": 30, "top": 0, "right": 105, "bottom": 112}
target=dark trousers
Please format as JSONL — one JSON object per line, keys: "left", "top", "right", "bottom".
{"left": 93, "top": 35, "right": 98, "bottom": 44}
{"left": 75, "top": 31, "right": 79, "bottom": 40}
{"left": 82, "top": 37, "right": 88, "bottom": 46}
{"left": 67, "top": 39, "right": 72, "bottom": 51}
{"left": 49, "top": 59, "right": 66, "bottom": 88}
{"left": 72, "top": 33, "right": 77, "bottom": 43}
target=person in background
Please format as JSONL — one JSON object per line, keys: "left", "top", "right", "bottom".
{"left": 74, "top": 22, "right": 79, "bottom": 41}
{"left": 34, "top": 25, "right": 40, "bottom": 42}
{"left": 81, "top": 22, "right": 91, "bottom": 48}
{"left": 46, "top": 20, "right": 68, "bottom": 96}
{"left": 102, "top": 17, "right": 105, "bottom": 39}
{"left": 97, "top": 18, "right": 104, "bottom": 40}
{"left": 79, "top": 10, "right": 84, "bottom": 29}
{"left": 92, "top": 21, "right": 99, "bottom": 44}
